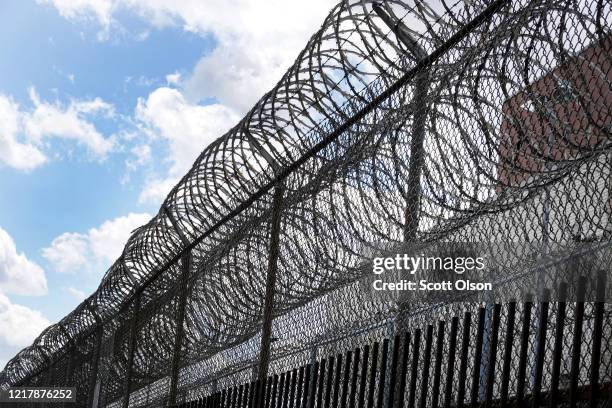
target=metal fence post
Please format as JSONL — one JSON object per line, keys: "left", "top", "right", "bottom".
{"left": 371, "top": 2, "right": 431, "bottom": 243}
{"left": 47, "top": 359, "right": 55, "bottom": 388}
{"left": 168, "top": 253, "right": 191, "bottom": 406}
{"left": 122, "top": 293, "right": 141, "bottom": 408}
{"left": 62, "top": 342, "right": 76, "bottom": 408}
{"left": 373, "top": 3, "right": 432, "bottom": 337}
{"left": 88, "top": 324, "right": 103, "bottom": 408}
{"left": 58, "top": 324, "right": 75, "bottom": 408}
{"left": 63, "top": 345, "right": 74, "bottom": 389}
{"left": 257, "top": 184, "right": 285, "bottom": 382}
{"left": 164, "top": 205, "right": 193, "bottom": 406}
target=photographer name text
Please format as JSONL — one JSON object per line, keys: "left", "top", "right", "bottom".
{"left": 372, "top": 254, "right": 492, "bottom": 292}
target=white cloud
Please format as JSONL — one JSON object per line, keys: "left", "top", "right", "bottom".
{"left": 0, "top": 89, "right": 116, "bottom": 171}
{"left": 142, "top": 0, "right": 336, "bottom": 111}
{"left": 165, "top": 71, "right": 181, "bottom": 86}
{"left": 41, "top": 233, "right": 89, "bottom": 274}
{"left": 177, "top": 0, "right": 335, "bottom": 112}
{"left": 25, "top": 88, "right": 115, "bottom": 158}
{"left": 43, "top": 213, "right": 151, "bottom": 274}
{"left": 0, "top": 96, "right": 47, "bottom": 171}
{"left": 138, "top": 176, "right": 178, "bottom": 205}
{"left": 0, "top": 227, "right": 47, "bottom": 297}
{"left": 39, "top": 0, "right": 335, "bottom": 111}
{"left": 157, "top": 0, "right": 336, "bottom": 111}
{"left": 0, "top": 229, "right": 49, "bottom": 369}
{"left": 0, "top": 227, "right": 49, "bottom": 368}
{"left": 37, "top": 0, "right": 114, "bottom": 28}
{"left": 0, "top": 293, "right": 50, "bottom": 348}
{"left": 40, "top": 0, "right": 335, "bottom": 201}
{"left": 88, "top": 213, "right": 150, "bottom": 261}
{"left": 135, "top": 87, "right": 239, "bottom": 203}
{"left": 65, "top": 286, "right": 86, "bottom": 301}
{"left": 126, "top": 144, "right": 151, "bottom": 170}
{"left": 136, "top": 30, "right": 150, "bottom": 41}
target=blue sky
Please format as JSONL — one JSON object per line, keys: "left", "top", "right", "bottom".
{"left": 0, "top": 0, "right": 334, "bottom": 369}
